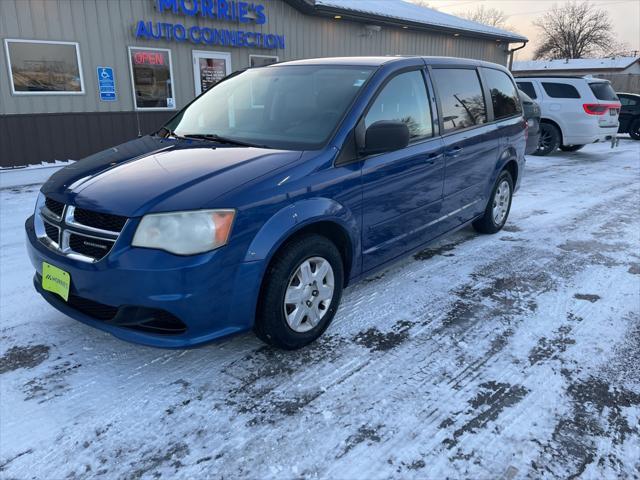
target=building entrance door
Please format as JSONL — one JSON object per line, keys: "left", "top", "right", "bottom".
{"left": 192, "top": 51, "right": 231, "bottom": 96}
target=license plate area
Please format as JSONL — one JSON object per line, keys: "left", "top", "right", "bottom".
{"left": 42, "top": 261, "right": 70, "bottom": 301}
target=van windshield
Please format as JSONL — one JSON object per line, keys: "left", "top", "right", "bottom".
{"left": 165, "top": 65, "right": 374, "bottom": 150}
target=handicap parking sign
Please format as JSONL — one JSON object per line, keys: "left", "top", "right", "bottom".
{"left": 97, "top": 66, "right": 116, "bottom": 101}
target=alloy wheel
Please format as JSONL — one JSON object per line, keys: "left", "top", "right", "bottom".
{"left": 538, "top": 128, "right": 551, "bottom": 152}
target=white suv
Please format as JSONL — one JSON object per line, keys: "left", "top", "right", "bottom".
{"left": 515, "top": 76, "right": 621, "bottom": 155}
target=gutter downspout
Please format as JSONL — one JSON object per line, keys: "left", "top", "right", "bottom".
{"left": 508, "top": 41, "right": 528, "bottom": 71}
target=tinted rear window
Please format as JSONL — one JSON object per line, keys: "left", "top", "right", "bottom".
{"left": 482, "top": 68, "right": 521, "bottom": 119}
{"left": 431, "top": 68, "right": 487, "bottom": 133}
{"left": 516, "top": 81, "right": 537, "bottom": 99}
{"left": 589, "top": 82, "right": 618, "bottom": 101}
{"left": 542, "top": 82, "right": 581, "bottom": 99}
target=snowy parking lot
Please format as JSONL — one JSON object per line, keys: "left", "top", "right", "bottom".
{"left": 1, "top": 139, "right": 639, "bottom": 479}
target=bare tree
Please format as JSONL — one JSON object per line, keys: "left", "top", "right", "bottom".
{"left": 407, "top": 0, "right": 438, "bottom": 10}
{"left": 460, "top": 6, "right": 509, "bottom": 29}
{"left": 533, "top": 1, "right": 616, "bottom": 59}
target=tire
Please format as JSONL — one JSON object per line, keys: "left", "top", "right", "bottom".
{"left": 559, "top": 144, "right": 585, "bottom": 152}
{"left": 629, "top": 119, "right": 640, "bottom": 140}
{"left": 533, "top": 123, "right": 561, "bottom": 156}
{"left": 254, "top": 234, "right": 344, "bottom": 350}
{"left": 473, "top": 170, "right": 514, "bottom": 234}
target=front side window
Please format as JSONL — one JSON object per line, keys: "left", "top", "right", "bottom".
{"left": 129, "top": 47, "right": 175, "bottom": 109}
{"left": 619, "top": 95, "right": 637, "bottom": 106}
{"left": 249, "top": 55, "right": 278, "bottom": 68}
{"left": 432, "top": 68, "right": 487, "bottom": 133}
{"left": 166, "top": 65, "right": 374, "bottom": 150}
{"left": 5, "top": 39, "right": 84, "bottom": 94}
{"left": 542, "top": 82, "right": 581, "bottom": 99}
{"left": 516, "top": 81, "right": 537, "bottom": 99}
{"left": 483, "top": 68, "right": 521, "bottom": 120}
{"left": 364, "top": 70, "right": 433, "bottom": 140}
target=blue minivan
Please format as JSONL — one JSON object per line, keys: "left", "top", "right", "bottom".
{"left": 26, "top": 56, "right": 526, "bottom": 349}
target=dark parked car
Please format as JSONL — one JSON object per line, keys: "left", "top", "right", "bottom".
{"left": 519, "top": 89, "right": 541, "bottom": 154}
{"left": 617, "top": 93, "right": 640, "bottom": 140}
{"left": 26, "top": 56, "right": 526, "bottom": 350}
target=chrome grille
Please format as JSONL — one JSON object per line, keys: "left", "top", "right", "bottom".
{"left": 38, "top": 198, "right": 127, "bottom": 263}
{"left": 68, "top": 233, "right": 114, "bottom": 260}
{"left": 45, "top": 198, "right": 64, "bottom": 218}
{"left": 73, "top": 207, "right": 127, "bottom": 233}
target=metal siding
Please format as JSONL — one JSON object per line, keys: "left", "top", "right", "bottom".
{"left": 1, "top": 0, "right": 508, "bottom": 117}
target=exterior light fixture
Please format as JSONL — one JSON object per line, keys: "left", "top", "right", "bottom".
{"left": 454, "top": 33, "right": 460, "bottom": 37}
{"left": 334, "top": 15, "right": 342, "bottom": 19}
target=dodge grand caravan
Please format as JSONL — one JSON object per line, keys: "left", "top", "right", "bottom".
{"left": 26, "top": 56, "right": 526, "bottom": 350}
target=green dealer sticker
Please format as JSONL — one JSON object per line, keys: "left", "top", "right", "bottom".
{"left": 42, "top": 262, "right": 70, "bottom": 301}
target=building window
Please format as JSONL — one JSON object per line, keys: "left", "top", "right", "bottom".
{"left": 431, "top": 68, "right": 487, "bottom": 133}
{"left": 249, "top": 55, "right": 279, "bottom": 68}
{"left": 128, "top": 47, "right": 175, "bottom": 110}
{"left": 4, "top": 39, "right": 84, "bottom": 95}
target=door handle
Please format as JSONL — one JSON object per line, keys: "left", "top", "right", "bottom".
{"left": 446, "top": 146, "right": 464, "bottom": 158}
{"left": 426, "top": 152, "right": 443, "bottom": 164}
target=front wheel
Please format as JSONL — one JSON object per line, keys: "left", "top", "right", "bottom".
{"left": 534, "top": 123, "right": 561, "bottom": 156}
{"left": 254, "top": 234, "right": 344, "bottom": 350}
{"left": 629, "top": 119, "right": 640, "bottom": 140}
{"left": 559, "top": 144, "right": 585, "bottom": 152}
{"left": 473, "top": 170, "right": 514, "bottom": 234}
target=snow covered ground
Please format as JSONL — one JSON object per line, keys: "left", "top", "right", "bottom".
{"left": 1, "top": 139, "right": 639, "bottom": 479}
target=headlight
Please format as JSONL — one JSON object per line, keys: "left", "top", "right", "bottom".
{"left": 35, "top": 192, "right": 45, "bottom": 214}
{"left": 132, "top": 209, "right": 235, "bottom": 255}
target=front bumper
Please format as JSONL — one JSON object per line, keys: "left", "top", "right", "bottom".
{"left": 26, "top": 215, "right": 263, "bottom": 348}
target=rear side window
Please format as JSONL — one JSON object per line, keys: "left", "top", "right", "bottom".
{"left": 516, "top": 81, "right": 537, "bottom": 99}
{"left": 365, "top": 70, "right": 433, "bottom": 140}
{"left": 482, "top": 68, "right": 522, "bottom": 119}
{"left": 542, "top": 82, "right": 581, "bottom": 99}
{"left": 589, "top": 82, "right": 618, "bottom": 101}
{"left": 431, "top": 68, "right": 487, "bottom": 133}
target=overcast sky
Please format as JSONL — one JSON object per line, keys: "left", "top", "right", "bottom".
{"left": 425, "top": 0, "right": 640, "bottom": 60}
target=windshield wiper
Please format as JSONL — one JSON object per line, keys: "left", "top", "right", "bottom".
{"left": 182, "top": 134, "right": 268, "bottom": 148}
{"left": 156, "top": 126, "right": 189, "bottom": 141}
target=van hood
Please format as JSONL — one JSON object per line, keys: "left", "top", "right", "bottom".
{"left": 42, "top": 135, "right": 302, "bottom": 217}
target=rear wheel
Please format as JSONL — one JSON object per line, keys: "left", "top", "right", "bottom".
{"left": 254, "top": 234, "right": 344, "bottom": 350}
{"left": 473, "top": 170, "right": 514, "bottom": 234}
{"left": 630, "top": 119, "right": 640, "bottom": 140}
{"left": 559, "top": 144, "right": 585, "bottom": 152}
{"left": 534, "top": 123, "right": 560, "bottom": 156}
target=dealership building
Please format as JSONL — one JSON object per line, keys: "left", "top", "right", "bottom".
{"left": 0, "top": 0, "right": 526, "bottom": 168}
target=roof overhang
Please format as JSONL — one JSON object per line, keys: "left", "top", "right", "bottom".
{"left": 283, "top": 0, "right": 528, "bottom": 44}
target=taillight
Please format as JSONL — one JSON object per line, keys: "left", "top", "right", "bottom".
{"left": 583, "top": 103, "right": 622, "bottom": 115}
{"left": 583, "top": 104, "right": 608, "bottom": 115}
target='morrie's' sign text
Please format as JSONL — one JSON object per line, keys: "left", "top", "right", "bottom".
{"left": 135, "top": 0, "right": 285, "bottom": 50}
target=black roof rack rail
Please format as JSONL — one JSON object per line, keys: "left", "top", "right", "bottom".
{"left": 513, "top": 74, "right": 586, "bottom": 79}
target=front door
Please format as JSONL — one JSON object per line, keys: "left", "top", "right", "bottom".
{"left": 192, "top": 51, "right": 231, "bottom": 96}
{"left": 361, "top": 69, "right": 445, "bottom": 271}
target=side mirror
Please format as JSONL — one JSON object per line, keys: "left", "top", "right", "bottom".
{"left": 362, "top": 120, "right": 410, "bottom": 155}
